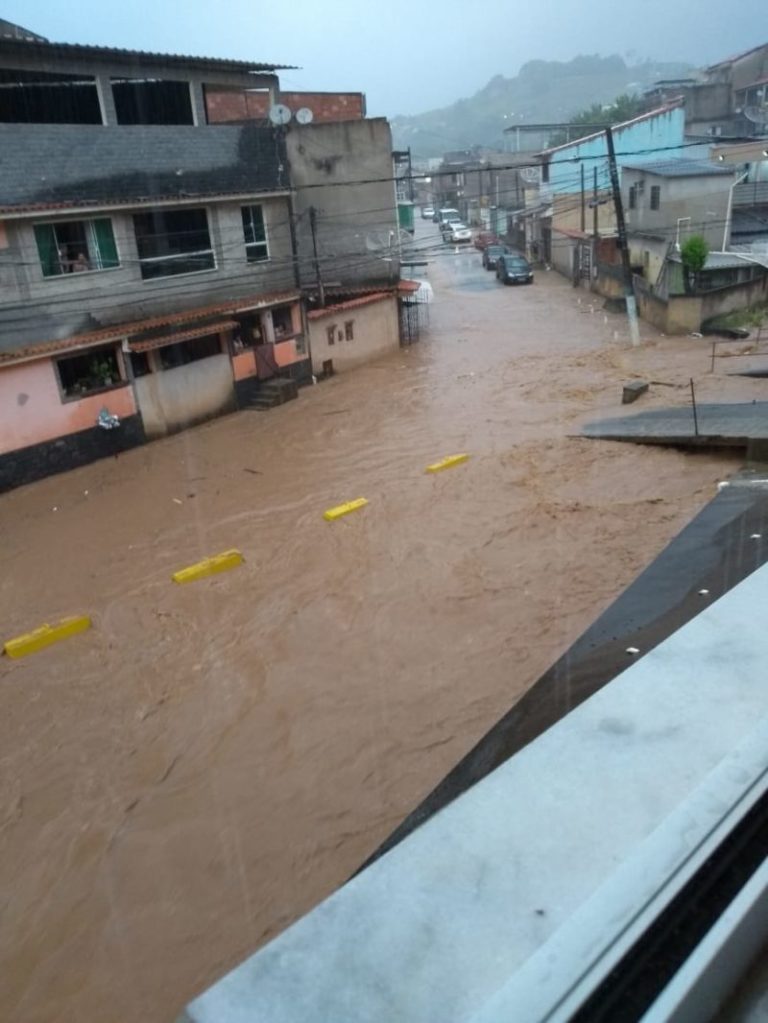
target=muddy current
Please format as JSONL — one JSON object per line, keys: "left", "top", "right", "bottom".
{"left": 0, "top": 230, "right": 749, "bottom": 1021}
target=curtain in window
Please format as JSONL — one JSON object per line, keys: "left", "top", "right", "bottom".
{"left": 90, "top": 219, "right": 119, "bottom": 269}
{"left": 34, "top": 224, "right": 59, "bottom": 277}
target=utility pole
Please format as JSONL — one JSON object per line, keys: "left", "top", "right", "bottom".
{"left": 580, "top": 164, "right": 586, "bottom": 233}
{"left": 593, "top": 167, "right": 598, "bottom": 239}
{"left": 605, "top": 126, "right": 640, "bottom": 346}
{"left": 308, "top": 206, "right": 325, "bottom": 307}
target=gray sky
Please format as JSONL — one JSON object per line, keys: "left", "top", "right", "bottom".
{"left": 4, "top": 0, "right": 766, "bottom": 117}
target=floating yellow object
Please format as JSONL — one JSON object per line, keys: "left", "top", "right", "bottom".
{"left": 172, "top": 549, "right": 244, "bottom": 584}
{"left": 4, "top": 615, "right": 92, "bottom": 659}
{"left": 323, "top": 497, "right": 369, "bottom": 522}
{"left": 425, "top": 453, "right": 470, "bottom": 474}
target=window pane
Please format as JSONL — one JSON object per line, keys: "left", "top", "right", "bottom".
{"left": 57, "top": 346, "right": 121, "bottom": 397}
{"left": 34, "top": 224, "right": 59, "bottom": 277}
{"left": 134, "top": 209, "right": 213, "bottom": 279}
{"left": 242, "top": 205, "right": 268, "bottom": 262}
{"left": 92, "top": 219, "right": 119, "bottom": 269}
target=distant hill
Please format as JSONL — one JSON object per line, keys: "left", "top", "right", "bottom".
{"left": 392, "top": 55, "right": 693, "bottom": 159}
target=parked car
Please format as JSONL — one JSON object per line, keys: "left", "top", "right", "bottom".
{"left": 496, "top": 253, "right": 534, "bottom": 284}
{"left": 482, "top": 244, "right": 510, "bottom": 270}
{"left": 422, "top": 206, "right": 435, "bottom": 219}
{"left": 437, "top": 208, "right": 461, "bottom": 228}
{"left": 474, "top": 231, "right": 500, "bottom": 251}
{"left": 444, "top": 222, "right": 472, "bottom": 244}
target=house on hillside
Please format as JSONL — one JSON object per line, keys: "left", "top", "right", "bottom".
{"left": 645, "top": 42, "right": 768, "bottom": 139}
{"left": 528, "top": 102, "right": 686, "bottom": 280}
{"left": 0, "top": 25, "right": 401, "bottom": 491}
{"left": 622, "top": 159, "right": 735, "bottom": 286}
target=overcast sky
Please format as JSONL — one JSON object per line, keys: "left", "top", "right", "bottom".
{"left": 4, "top": 0, "right": 766, "bottom": 117}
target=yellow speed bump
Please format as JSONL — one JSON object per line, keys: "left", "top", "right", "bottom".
{"left": 172, "top": 549, "right": 244, "bottom": 584}
{"left": 4, "top": 615, "right": 92, "bottom": 659}
{"left": 323, "top": 497, "right": 369, "bottom": 522}
{"left": 426, "top": 453, "right": 469, "bottom": 474}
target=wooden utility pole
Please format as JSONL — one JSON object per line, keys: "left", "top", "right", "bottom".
{"left": 580, "top": 163, "right": 586, "bottom": 233}
{"left": 605, "top": 126, "right": 640, "bottom": 345}
{"left": 308, "top": 206, "right": 325, "bottom": 307}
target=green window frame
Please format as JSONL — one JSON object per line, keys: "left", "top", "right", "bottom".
{"left": 34, "top": 218, "right": 119, "bottom": 277}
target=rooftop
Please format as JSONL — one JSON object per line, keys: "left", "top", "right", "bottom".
{"left": 538, "top": 101, "right": 684, "bottom": 157}
{"left": 622, "top": 158, "right": 734, "bottom": 177}
{"left": 0, "top": 29, "right": 293, "bottom": 74}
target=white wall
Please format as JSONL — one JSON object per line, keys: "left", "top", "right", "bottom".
{"left": 133, "top": 352, "right": 234, "bottom": 438}
{"left": 308, "top": 296, "right": 399, "bottom": 375}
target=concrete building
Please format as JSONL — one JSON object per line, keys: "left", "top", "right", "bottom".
{"left": 531, "top": 103, "right": 686, "bottom": 278}
{"left": 0, "top": 25, "right": 402, "bottom": 491}
{"left": 621, "top": 159, "right": 735, "bottom": 286}
{"left": 306, "top": 292, "right": 401, "bottom": 377}
{"left": 645, "top": 42, "right": 768, "bottom": 139}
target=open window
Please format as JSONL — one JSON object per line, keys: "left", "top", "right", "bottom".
{"left": 158, "top": 334, "right": 222, "bottom": 370}
{"left": 272, "top": 306, "right": 294, "bottom": 339}
{"left": 56, "top": 345, "right": 122, "bottom": 399}
{"left": 111, "top": 78, "right": 194, "bottom": 125}
{"left": 0, "top": 67, "right": 102, "bottom": 124}
{"left": 241, "top": 205, "right": 269, "bottom": 262}
{"left": 133, "top": 208, "right": 215, "bottom": 280}
{"left": 34, "top": 219, "right": 119, "bottom": 277}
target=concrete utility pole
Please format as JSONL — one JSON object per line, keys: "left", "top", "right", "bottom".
{"left": 605, "top": 126, "right": 640, "bottom": 346}
{"left": 308, "top": 206, "right": 325, "bottom": 307}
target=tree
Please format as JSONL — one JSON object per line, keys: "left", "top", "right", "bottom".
{"left": 548, "top": 93, "right": 647, "bottom": 147}
{"left": 680, "top": 235, "right": 709, "bottom": 294}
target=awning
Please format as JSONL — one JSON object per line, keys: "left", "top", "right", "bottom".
{"left": 129, "top": 319, "right": 239, "bottom": 353}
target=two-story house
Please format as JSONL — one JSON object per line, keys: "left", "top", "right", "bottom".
{"left": 0, "top": 26, "right": 401, "bottom": 491}
{"left": 622, "top": 159, "right": 735, "bottom": 286}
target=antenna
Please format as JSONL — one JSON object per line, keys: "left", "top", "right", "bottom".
{"left": 296, "top": 107, "right": 314, "bottom": 125}
{"left": 519, "top": 166, "right": 540, "bottom": 184}
{"left": 268, "top": 103, "right": 292, "bottom": 126}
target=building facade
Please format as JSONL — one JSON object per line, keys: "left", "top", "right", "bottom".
{"left": 0, "top": 26, "right": 401, "bottom": 491}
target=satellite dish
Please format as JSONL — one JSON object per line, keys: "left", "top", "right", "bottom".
{"left": 268, "top": 103, "right": 292, "bottom": 126}
{"left": 744, "top": 105, "right": 768, "bottom": 129}
{"left": 519, "top": 166, "right": 540, "bottom": 184}
{"left": 296, "top": 107, "right": 314, "bottom": 125}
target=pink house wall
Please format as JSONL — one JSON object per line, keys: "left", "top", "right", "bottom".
{"left": 0, "top": 358, "right": 137, "bottom": 455}
{"left": 232, "top": 350, "right": 258, "bottom": 380}
{"left": 274, "top": 340, "right": 299, "bottom": 367}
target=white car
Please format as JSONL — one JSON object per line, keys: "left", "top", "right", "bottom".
{"left": 422, "top": 206, "right": 435, "bottom": 219}
{"left": 444, "top": 222, "right": 472, "bottom": 244}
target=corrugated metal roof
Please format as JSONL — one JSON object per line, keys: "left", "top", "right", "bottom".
{"left": 622, "top": 158, "right": 734, "bottom": 177}
{"left": 669, "top": 250, "right": 768, "bottom": 270}
{"left": 0, "top": 34, "right": 292, "bottom": 72}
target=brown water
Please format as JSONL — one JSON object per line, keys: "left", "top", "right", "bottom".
{"left": 0, "top": 235, "right": 747, "bottom": 1022}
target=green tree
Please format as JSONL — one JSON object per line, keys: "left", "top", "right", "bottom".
{"left": 548, "top": 93, "right": 647, "bottom": 147}
{"left": 680, "top": 235, "right": 709, "bottom": 293}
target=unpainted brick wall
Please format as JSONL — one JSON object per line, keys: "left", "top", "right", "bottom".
{"left": 205, "top": 90, "right": 366, "bottom": 124}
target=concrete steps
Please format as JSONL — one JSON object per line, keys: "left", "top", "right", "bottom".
{"left": 249, "top": 377, "right": 299, "bottom": 411}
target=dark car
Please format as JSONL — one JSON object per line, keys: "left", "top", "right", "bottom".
{"left": 497, "top": 253, "right": 534, "bottom": 285}
{"left": 474, "top": 231, "right": 500, "bottom": 251}
{"left": 482, "top": 244, "right": 510, "bottom": 270}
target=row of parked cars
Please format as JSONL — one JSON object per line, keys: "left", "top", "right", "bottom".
{"left": 422, "top": 206, "right": 534, "bottom": 284}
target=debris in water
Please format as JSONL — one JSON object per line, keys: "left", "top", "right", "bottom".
{"left": 698, "top": 589, "right": 710, "bottom": 596}
{"left": 172, "top": 498, "right": 183, "bottom": 505}
{"left": 750, "top": 533, "right": 762, "bottom": 539}
{"left": 626, "top": 646, "right": 640, "bottom": 655}
{"left": 243, "top": 468, "right": 262, "bottom": 475}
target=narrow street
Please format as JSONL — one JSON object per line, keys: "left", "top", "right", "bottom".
{"left": 0, "top": 222, "right": 747, "bottom": 1023}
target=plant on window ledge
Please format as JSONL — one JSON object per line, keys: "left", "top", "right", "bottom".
{"left": 89, "top": 357, "right": 116, "bottom": 388}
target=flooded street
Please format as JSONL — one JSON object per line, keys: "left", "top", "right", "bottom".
{"left": 0, "top": 224, "right": 747, "bottom": 1023}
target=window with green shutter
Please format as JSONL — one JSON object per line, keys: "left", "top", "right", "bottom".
{"left": 33, "top": 217, "right": 119, "bottom": 276}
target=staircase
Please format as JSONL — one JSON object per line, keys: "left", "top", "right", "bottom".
{"left": 249, "top": 377, "right": 299, "bottom": 411}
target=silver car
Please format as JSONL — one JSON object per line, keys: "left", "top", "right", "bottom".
{"left": 443, "top": 222, "right": 472, "bottom": 244}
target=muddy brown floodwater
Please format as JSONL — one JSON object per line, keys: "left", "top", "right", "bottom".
{"left": 0, "top": 224, "right": 752, "bottom": 1022}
